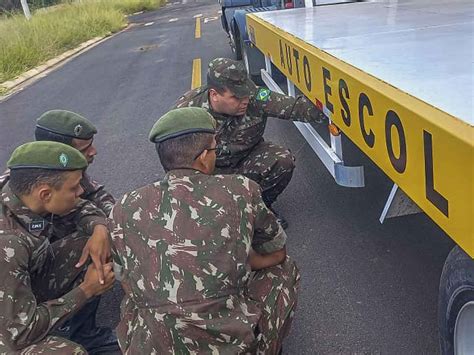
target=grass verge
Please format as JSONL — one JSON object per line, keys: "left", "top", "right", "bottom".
{"left": 0, "top": 0, "right": 163, "bottom": 84}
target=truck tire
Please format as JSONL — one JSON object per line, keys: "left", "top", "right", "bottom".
{"left": 233, "top": 23, "right": 243, "bottom": 60}
{"left": 438, "top": 245, "right": 474, "bottom": 355}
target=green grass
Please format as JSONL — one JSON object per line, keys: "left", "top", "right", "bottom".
{"left": 0, "top": 0, "right": 163, "bottom": 83}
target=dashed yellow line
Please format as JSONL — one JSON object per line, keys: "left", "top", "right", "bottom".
{"left": 195, "top": 17, "right": 201, "bottom": 39}
{"left": 191, "top": 58, "right": 201, "bottom": 89}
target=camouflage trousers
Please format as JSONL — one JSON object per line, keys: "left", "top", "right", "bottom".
{"left": 247, "top": 257, "right": 300, "bottom": 354}
{"left": 19, "top": 336, "right": 86, "bottom": 355}
{"left": 216, "top": 141, "right": 296, "bottom": 206}
{"left": 21, "top": 233, "right": 88, "bottom": 354}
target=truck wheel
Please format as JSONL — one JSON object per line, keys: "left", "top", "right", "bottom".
{"left": 231, "top": 20, "right": 243, "bottom": 60}
{"left": 438, "top": 245, "right": 474, "bottom": 355}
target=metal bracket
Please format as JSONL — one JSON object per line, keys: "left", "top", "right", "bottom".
{"left": 261, "top": 66, "right": 365, "bottom": 188}
{"left": 379, "top": 184, "right": 422, "bottom": 223}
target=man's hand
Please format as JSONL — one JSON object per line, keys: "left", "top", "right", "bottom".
{"left": 310, "top": 104, "right": 328, "bottom": 124}
{"left": 79, "top": 263, "right": 115, "bottom": 299}
{"left": 75, "top": 224, "right": 111, "bottom": 284}
{"left": 248, "top": 247, "right": 286, "bottom": 271}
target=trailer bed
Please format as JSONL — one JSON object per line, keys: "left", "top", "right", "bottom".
{"left": 247, "top": 0, "right": 474, "bottom": 255}
{"left": 256, "top": 0, "right": 473, "bottom": 124}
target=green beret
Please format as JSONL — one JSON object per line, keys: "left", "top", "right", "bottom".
{"left": 7, "top": 141, "right": 88, "bottom": 171}
{"left": 36, "top": 110, "right": 97, "bottom": 140}
{"left": 149, "top": 107, "right": 216, "bottom": 143}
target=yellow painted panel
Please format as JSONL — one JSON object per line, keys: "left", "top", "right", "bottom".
{"left": 248, "top": 14, "right": 474, "bottom": 256}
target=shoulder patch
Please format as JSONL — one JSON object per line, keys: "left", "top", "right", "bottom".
{"left": 29, "top": 220, "right": 45, "bottom": 232}
{"left": 256, "top": 88, "right": 271, "bottom": 102}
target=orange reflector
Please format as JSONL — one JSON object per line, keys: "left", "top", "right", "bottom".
{"left": 328, "top": 123, "right": 341, "bottom": 136}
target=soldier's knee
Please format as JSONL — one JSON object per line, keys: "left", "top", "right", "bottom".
{"left": 274, "top": 151, "right": 296, "bottom": 173}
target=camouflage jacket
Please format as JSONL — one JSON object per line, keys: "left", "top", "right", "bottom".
{"left": 0, "top": 169, "right": 115, "bottom": 217}
{"left": 80, "top": 172, "right": 115, "bottom": 216}
{"left": 111, "top": 169, "right": 287, "bottom": 353}
{"left": 174, "top": 86, "right": 325, "bottom": 168}
{"left": 0, "top": 183, "right": 106, "bottom": 351}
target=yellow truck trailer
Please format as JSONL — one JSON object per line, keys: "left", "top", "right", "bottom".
{"left": 246, "top": 0, "right": 473, "bottom": 353}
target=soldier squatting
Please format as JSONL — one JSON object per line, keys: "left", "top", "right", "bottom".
{"left": 0, "top": 58, "right": 326, "bottom": 354}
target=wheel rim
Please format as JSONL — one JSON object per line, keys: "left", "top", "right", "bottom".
{"left": 230, "top": 33, "right": 236, "bottom": 53}
{"left": 243, "top": 46, "right": 249, "bottom": 74}
{"left": 454, "top": 301, "right": 474, "bottom": 354}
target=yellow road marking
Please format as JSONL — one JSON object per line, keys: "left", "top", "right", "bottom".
{"left": 191, "top": 58, "right": 201, "bottom": 89}
{"left": 195, "top": 17, "right": 201, "bottom": 39}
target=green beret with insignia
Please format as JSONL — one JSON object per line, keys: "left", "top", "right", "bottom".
{"left": 7, "top": 141, "right": 88, "bottom": 171}
{"left": 149, "top": 107, "right": 217, "bottom": 143}
{"left": 36, "top": 110, "right": 97, "bottom": 140}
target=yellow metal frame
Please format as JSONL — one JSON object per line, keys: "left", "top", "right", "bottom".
{"left": 247, "top": 14, "right": 474, "bottom": 257}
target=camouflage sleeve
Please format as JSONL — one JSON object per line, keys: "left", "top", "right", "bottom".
{"left": 173, "top": 94, "right": 190, "bottom": 108}
{"left": 0, "top": 168, "right": 10, "bottom": 189}
{"left": 249, "top": 181, "right": 287, "bottom": 254}
{"left": 67, "top": 199, "right": 108, "bottom": 236}
{"left": 80, "top": 176, "right": 115, "bottom": 217}
{"left": 172, "top": 87, "right": 205, "bottom": 110}
{"left": 0, "top": 235, "right": 88, "bottom": 350}
{"left": 253, "top": 88, "right": 326, "bottom": 123}
{"left": 172, "top": 89, "right": 196, "bottom": 109}
{"left": 109, "top": 203, "right": 125, "bottom": 274}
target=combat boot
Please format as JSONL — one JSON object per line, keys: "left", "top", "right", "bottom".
{"left": 268, "top": 206, "right": 288, "bottom": 230}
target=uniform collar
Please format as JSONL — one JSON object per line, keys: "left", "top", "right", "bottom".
{"left": 1, "top": 182, "right": 49, "bottom": 236}
{"left": 165, "top": 168, "right": 205, "bottom": 180}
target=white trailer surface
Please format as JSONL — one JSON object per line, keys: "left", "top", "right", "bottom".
{"left": 247, "top": 0, "right": 473, "bottom": 256}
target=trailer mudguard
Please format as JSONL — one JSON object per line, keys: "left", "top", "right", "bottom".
{"left": 233, "top": 6, "right": 277, "bottom": 43}
{"left": 221, "top": 0, "right": 253, "bottom": 6}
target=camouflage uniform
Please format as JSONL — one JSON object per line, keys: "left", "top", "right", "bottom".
{"left": 0, "top": 169, "right": 115, "bottom": 217}
{"left": 79, "top": 173, "right": 115, "bottom": 217}
{"left": 0, "top": 181, "right": 107, "bottom": 353}
{"left": 111, "top": 169, "right": 300, "bottom": 354}
{"left": 174, "top": 59, "right": 325, "bottom": 205}
{"left": 0, "top": 110, "right": 117, "bottom": 353}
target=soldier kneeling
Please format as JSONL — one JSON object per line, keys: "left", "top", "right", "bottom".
{"left": 0, "top": 142, "right": 115, "bottom": 354}
{"left": 111, "top": 107, "right": 300, "bottom": 354}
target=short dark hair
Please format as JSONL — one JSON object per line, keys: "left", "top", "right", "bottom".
{"left": 10, "top": 168, "right": 70, "bottom": 196}
{"left": 156, "top": 132, "right": 214, "bottom": 172}
{"left": 206, "top": 73, "right": 227, "bottom": 95}
{"left": 35, "top": 127, "right": 73, "bottom": 145}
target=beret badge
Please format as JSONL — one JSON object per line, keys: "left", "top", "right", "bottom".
{"left": 74, "top": 124, "right": 83, "bottom": 137}
{"left": 59, "top": 153, "right": 69, "bottom": 167}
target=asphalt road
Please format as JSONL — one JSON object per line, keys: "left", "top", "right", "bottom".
{"left": 0, "top": 0, "right": 454, "bottom": 353}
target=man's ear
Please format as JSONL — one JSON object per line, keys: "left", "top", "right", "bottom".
{"left": 201, "top": 149, "right": 216, "bottom": 174}
{"left": 37, "top": 185, "right": 53, "bottom": 203}
{"left": 209, "top": 89, "right": 218, "bottom": 102}
{"left": 195, "top": 149, "right": 208, "bottom": 165}
{"left": 194, "top": 149, "right": 213, "bottom": 173}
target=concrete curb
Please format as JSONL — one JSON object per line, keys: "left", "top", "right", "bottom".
{"left": 0, "top": 25, "right": 130, "bottom": 99}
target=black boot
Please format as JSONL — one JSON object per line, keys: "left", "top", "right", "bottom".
{"left": 262, "top": 196, "right": 288, "bottom": 230}
{"left": 268, "top": 205, "right": 289, "bottom": 230}
{"left": 53, "top": 296, "right": 120, "bottom": 354}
